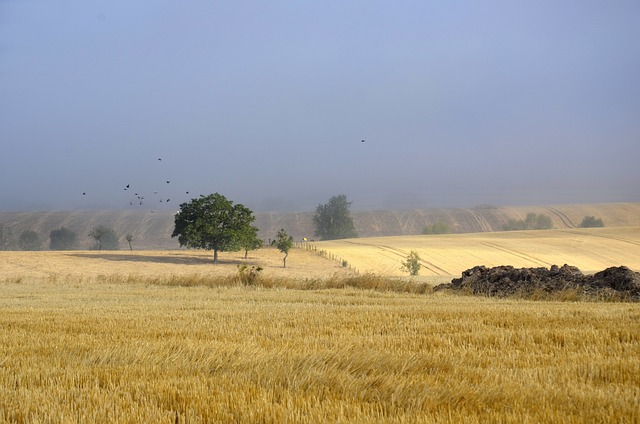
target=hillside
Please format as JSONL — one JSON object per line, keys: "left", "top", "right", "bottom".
{"left": 0, "top": 202, "right": 638, "bottom": 250}
{"left": 315, "top": 227, "right": 640, "bottom": 277}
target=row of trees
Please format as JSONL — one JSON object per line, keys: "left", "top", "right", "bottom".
{"left": 0, "top": 192, "right": 357, "bottom": 256}
{"left": 503, "top": 213, "right": 553, "bottom": 231}
{"left": 0, "top": 225, "right": 134, "bottom": 251}
{"left": 504, "top": 213, "right": 606, "bottom": 231}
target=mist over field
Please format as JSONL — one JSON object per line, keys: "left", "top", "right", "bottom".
{"left": 1, "top": 2, "right": 639, "bottom": 212}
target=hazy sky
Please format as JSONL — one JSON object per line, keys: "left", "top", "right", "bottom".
{"left": 1, "top": 1, "right": 639, "bottom": 212}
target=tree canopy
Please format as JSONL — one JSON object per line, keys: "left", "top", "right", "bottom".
{"left": 236, "top": 224, "right": 263, "bottom": 259}
{"left": 49, "top": 227, "right": 78, "bottom": 250}
{"left": 172, "top": 193, "right": 256, "bottom": 263}
{"left": 18, "top": 230, "right": 42, "bottom": 251}
{"left": 313, "top": 194, "right": 358, "bottom": 240}
{"left": 89, "top": 225, "right": 120, "bottom": 250}
{"left": 579, "top": 216, "right": 604, "bottom": 228}
{"left": 503, "top": 213, "right": 552, "bottom": 231}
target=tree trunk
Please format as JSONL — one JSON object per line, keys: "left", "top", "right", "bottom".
{"left": 283, "top": 252, "right": 288, "bottom": 268}
{"left": 244, "top": 249, "right": 248, "bottom": 259}
{"left": 213, "top": 249, "right": 219, "bottom": 264}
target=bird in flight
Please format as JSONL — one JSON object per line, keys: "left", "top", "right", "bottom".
{"left": 166, "top": 181, "right": 170, "bottom": 184}
{"left": 361, "top": 139, "right": 365, "bottom": 143}
{"left": 82, "top": 192, "right": 86, "bottom": 195}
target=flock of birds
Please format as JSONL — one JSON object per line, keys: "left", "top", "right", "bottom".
{"left": 80, "top": 140, "right": 366, "bottom": 211}
{"left": 81, "top": 157, "right": 194, "bottom": 213}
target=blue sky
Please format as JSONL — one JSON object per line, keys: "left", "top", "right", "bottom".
{"left": 1, "top": 1, "right": 639, "bottom": 211}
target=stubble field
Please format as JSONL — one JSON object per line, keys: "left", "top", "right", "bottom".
{"left": 1, "top": 230, "right": 639, "bottom": 423}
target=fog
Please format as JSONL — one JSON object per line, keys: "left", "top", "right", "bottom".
{"left": 1, "top": 1, "right": 639, "bottom": 212}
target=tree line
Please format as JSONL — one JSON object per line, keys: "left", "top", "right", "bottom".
{"left": 0, "top": 193, "right": 359, "bottom": 267}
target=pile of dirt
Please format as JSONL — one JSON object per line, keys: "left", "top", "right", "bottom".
{"left": 434, "top": 264, "right": 640, "bottom": 300}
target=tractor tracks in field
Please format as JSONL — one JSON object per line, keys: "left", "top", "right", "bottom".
{"left": 481, "top": 241, "right": 552, "bottom": 267}
{"left": 559, "top": 229, "right": 640, "bottom": 247}
{"left": 545, "top": 207, "right": 576, "bottom": 228}
{"left": 339, "top": 240, "right": 451, "bottom": 276}
{"left": 464, "top": 209, "right": 493, "bottom": 232}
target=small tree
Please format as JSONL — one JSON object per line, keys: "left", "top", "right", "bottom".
{"left": 579, "top": 216, "right": 604, "bottom": 228}
{"left": 18, "top": 230, "right": 42, "bottom": 251}
{"left": 125, "top": 233, "right": 134, "bottom": 251}
{"left": 89, "top": 225, "right": 120, "bottom": 250}
{"left": 172, "top": 193, "right": 256, "bottom": 263}
{"left": 49, "top": 227, "right": 78, "bottom": 250}
{"left": 313, "top": 194, "right": 358, "bottom": 240}
{"left": 401, "top": 250, "right": 421, "bottom": 276}
{"left": 236, "top": 225, "right": 263, "bottom": 259}
{"left": 272, "top": 228, "right": 294, "bottom": 268}
{"left": 423, "top": 220, "right": 452, "bottom": 235}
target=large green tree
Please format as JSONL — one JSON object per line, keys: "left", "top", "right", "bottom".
{"left": 18, "top": 230, "right": 42, "bottom": 251}
{"left": 49, "top": 227, "right": 78, "bottom": 250}
{"left": 172, "top": 193, "right": 256, "bottom": 263}
{"left": 313, "top": 194, "right": 358, "bottom": 240}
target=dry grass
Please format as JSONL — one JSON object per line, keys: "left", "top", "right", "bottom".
{"left": 0, "top": 279, "right": 638, "bottom": 423}
{"left": 0, "top": 247, "right": 356, "bottom": 282}
{"left": 0, "top": 239, "right": 639, "bottom": 422}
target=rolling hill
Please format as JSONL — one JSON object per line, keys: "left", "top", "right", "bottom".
{"left": 314, "top": 226, "right": 640, "bottom": 277}
{"left": 0, "top": 202, "right": 638, "bottom": 250}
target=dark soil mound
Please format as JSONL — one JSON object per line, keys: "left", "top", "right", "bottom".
{"left": 434, "top": 264, "right": 640, "bottom": 300}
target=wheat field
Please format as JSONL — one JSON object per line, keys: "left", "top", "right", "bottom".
{"left": 0, "top": 279, "right": 638, "bottom": 423}
{"left": 1, "top": 233, "right": 639, "bottom": 423}
{"left": 313, "top": 226, "right": 640, "bottom": 277}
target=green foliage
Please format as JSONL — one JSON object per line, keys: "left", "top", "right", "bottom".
{"left": 18, "top": 230, "right": 42, "bottom": 251}
{"left": 313, "top": 194, "right": 358, "bottom": 240}
{"left": 236, "top": 225, "right": 263, "bottom": 259}
{"left": 272, "top": 228, "right": 294, "bottom": 268}
{"left": 49, "top": 227, "right": 77, "bottom": 250}
{"left": 172, "top": 193, "right": 256, "bottom": 263}
{"left": 504, "top": 213, "right": 553, "bottom": 231}
{"left": 423, "top": 220, "right": 452, "bottom": 235}
{"left": 89, "top": 225, "right": 120, "bottom": 250}
{"left": 236, "top": 264, "right": 263, "bottom": 286}
{"left": 400, "top": 250, "right": 422, "bottom": 276}
{"left": 579, "top": 216, "right": 604, "bottom": 228}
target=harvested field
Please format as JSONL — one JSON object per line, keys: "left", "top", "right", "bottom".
{"left": 0, "top": 280, "right": 639, "bottom": 423}
{"left": 313, "top": 227, "right": 640, "bottom": 277}
{"left": 0, "top": 247, "right": 355, "bottom": 283}
{"left": 1, "top": 236, "right": 639, "bottom": 422}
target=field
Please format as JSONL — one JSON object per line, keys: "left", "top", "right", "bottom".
{"left": 314, "top": 226, "right": 640, "bottom": 277}
{"left": 2, "top": 202, "right": 639, "bottom": 249}
{"left": 1, "top": 224, "right": 639, "bottom": 422}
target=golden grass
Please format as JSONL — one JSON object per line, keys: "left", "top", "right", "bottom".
{"left": 0, "top": 247, "right": 356, "bottom": 282}
{"left": 0, "top": 279, "right": 638, "bottom": 423}
{"left": 0, "top": 239, "right": 639, "bottom": 422}
{"left": 314, "top": 226, "right": 640, "bottom": 277}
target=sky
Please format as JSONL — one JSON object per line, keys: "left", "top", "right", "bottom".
{"left": 1, "top": 1, "right": 639, "bottom": 212}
